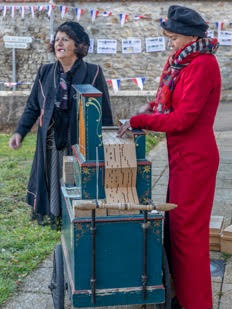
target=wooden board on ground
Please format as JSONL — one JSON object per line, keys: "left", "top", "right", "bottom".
{"left": 210, "top": 216, "right": 224, "bottom": 236}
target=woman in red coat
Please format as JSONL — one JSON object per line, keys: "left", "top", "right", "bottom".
{"left": 118, "top": 5, "right": 221, "bottom": 309}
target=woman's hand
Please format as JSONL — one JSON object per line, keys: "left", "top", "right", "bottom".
{"left": 9, "top": 133, "right": 22, "bottom": 150}
{"left": 117, "top": 120, "right": 131, "bottom": 138}
{"left": 136, "top": 103, "right": 151, "bottom": 115}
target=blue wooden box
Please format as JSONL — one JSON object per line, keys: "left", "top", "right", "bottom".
{"left": 61, "top": 185, "right": 165, "bottom": 307}
{"left": 72, "top": 84, "right": 147, "bottom": 162}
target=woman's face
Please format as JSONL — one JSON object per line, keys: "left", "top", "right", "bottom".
{"left": 54, "top": 31, "right": 77, "bottom": 62}
{"left": 165, "top": 31, "right": 197, "bottom": 52}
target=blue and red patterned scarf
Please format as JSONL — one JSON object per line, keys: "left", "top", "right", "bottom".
{"left": 153, "top": 37, "right": 219, "bottom": 114}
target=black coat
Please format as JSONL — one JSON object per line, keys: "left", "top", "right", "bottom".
{"left": 16, "top": 60, "right": 113, "bottom": 215}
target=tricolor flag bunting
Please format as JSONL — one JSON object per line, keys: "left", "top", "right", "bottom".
{"left": 120, "top": 13, "right": 129, "bottom": 27}
{"left": 47, "top": 4, "right": 54, "bottom": 17}
{"left": 134, "top": 15, "right": 145, "bottom": 20}
{"left": 216, "top": 21, "right": 224, "bottom": 31}
{"left": 102, "top": 11, "right": 112, "bottom": 17}
{"left": 38, "top": 5, "right": 45, "bottom": 12}
{"left": 132, "top": 77, "right": 146, "bottom": 90}
{"left": 30, "top": 6, "right": 35, "bottom": 18}
{"left": 4, "top": 82, "right": 19, "bottom": 87}
{"left": 75, "top": 8, "right": 84, "bottom": 21}
{"left": 90, "top": 9, "right": 99, "bottom": 23}
{"left": 21, "top": 6, "right": 25, "bottom": 19}
{"left": 107, "top": 79, "right": 121, "bottom": 92}
{"left": 60, "top": 6, "right": 68, "bottom": 19}
{"left": 11, "top": 6, "right": 15, "bottom": 18}
{"left": 3, "top": 6, "right": 8, "bottom": 17}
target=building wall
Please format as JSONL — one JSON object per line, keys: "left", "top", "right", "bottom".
{"left": 0, "top": 1, "right": 231, "bottom": 127}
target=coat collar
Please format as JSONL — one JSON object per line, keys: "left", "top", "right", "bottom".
{"left": 53, "top": 59, "right": 88, "bottom": 89}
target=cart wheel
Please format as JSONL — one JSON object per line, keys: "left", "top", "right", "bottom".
{"left": 49, "top": 244, "right": 65, "bottom": 309}
{"left": 155, "top": 247, "right": 171, "bottom": 309}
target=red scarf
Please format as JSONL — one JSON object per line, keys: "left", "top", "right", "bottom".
{"left": 153, "top": 38, "right": 219, "bottom": 114}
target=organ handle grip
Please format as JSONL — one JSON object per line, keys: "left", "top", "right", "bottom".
{"left": 72, "top": 200, "right": 177, "bottom": 212}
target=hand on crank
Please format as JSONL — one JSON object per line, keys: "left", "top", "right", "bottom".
{"left": 117, "top": 120, "right": 131, "bottom": 138}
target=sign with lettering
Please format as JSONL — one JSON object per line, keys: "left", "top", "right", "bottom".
{"left": 122, "top": 38, "right": 141, "bottom": 53}
{"left": 218, "top": 31, "right": 232, "bottom": 46}
{"left": 4, "top": 42, "right": 29, "bottom": 49}
{"left": 97, "top": 39, "right": 117, "bottom": 54}
{"left": 3, "top": 36, "right": 32, "bottom": 44}
{"left": 146, "top": 37, "right": 165, "bottom": 52}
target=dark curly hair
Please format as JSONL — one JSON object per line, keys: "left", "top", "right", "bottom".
{"left": 51, "top": 22, "right": 90, "bottom": 59}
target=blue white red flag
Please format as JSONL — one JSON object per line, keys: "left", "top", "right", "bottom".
{"left": 21, "top": 6, "right": 25, "bottom": 19}
{"left": 107, "top": 79, "right": 121, "bottom": 92}
{"left": 216, "top": 21, "right": 224, "bottom": 31}
{"left": 120, "top": 13, "right": 128, "bottom": 27}
{"left": 75, "top": 8, "right": 84, "bottom": 21}
{"left": 30, "top": 6, "right": 35, "bottom": 18}
{"left": 38, "top": 5, "right": 45, "bottom": 12}
{"left": 134, "top": 15, "right": 145, "bottom": 20}
{"left": 47, "top": 4, "right": 54, "bottom": 17}
{"left": 3, "top": 6, "right": 8, "bottom": 17}
{"left": 90, "top": 9, "right": 99, "bottom": 23}
{"left": 132, "top": 77, "right": 145, "bottom": 90}
{"left": 11, "top": 6, "right": 15, "bottom": 18}
{"left": 60, "top": 6, "right": 68, "bottom": 19}
{"left": 102, "top": 11, "right": 112, "bottom": 17}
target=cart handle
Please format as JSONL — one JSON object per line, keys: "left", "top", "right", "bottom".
{"left": 72, "top": 200, "right": 177, "bottom": 211}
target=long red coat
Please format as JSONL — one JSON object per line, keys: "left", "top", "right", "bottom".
{"left": 130, "top": 54, "right": 221, "bottom": 309}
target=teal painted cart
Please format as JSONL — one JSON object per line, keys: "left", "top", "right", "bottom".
{"left": 49, "top": 85, "right": 171, "bottom": 309}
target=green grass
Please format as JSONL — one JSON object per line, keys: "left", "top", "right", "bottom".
{"left": 0, "top": 131, "right": 162, "bottom": 305}
{"left": 146, "top": 131, "right": 164, "bottom": 154}
{"left": 0, "top": 133, "right": 60, "bottom": 305}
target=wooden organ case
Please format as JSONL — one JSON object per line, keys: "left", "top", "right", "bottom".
{"left": 60, "top": 84, "right": 167, "bottom": 308}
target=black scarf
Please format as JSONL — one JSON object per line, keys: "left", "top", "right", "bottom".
{"left": 53, "top": 59, "right": 81, "bottom": 150}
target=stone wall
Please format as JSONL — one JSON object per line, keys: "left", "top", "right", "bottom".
{"left": 0, "top": 1, "right": 232, "bottom": 96}
{"left": 0, "top": 1, "right": 232, "bottom": 130}
{"left": 0, "top": 90, "right": 155, "bottom": 130}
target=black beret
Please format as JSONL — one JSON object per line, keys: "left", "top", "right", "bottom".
{"left": 161, "top": 5, "right": 209, "bottom": 38}
{"left": 57, "top": 21, "right": 90, "bottom": 46}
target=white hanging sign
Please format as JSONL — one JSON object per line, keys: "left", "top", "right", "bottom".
{"left": 146, "top": 37, "right": 165, "bottom": 52}
{"left": 97, "top": 39, "right": 117, "bottom": 54}
{"left": 218, "top": 31, "right": 232, "bottom": 45}
{"left": 122, "top": 38, "right": 141, "bottom": 53}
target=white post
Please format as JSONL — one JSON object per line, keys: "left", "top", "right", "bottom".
{"left": 12, "top": 48, "right": 16, "bottom": 91}
{"left": 48, "top": 0, "right": 55, "bottom": 63}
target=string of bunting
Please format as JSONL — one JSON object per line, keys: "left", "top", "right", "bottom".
{"left": 0, "top": 4, "right": 232, "bottom": 29}
{"left": 107, "top": 77, "right": 146, "bottom": 92}
{"left": 0, "top": 81, "right": 32, "bottom": 87}
{"left": 0, "top": 78, "right": 146, "bottom": 91}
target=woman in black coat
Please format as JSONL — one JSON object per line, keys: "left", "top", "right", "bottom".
{"left": 9, "top": 21, "right": 113, "bottom": 228}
